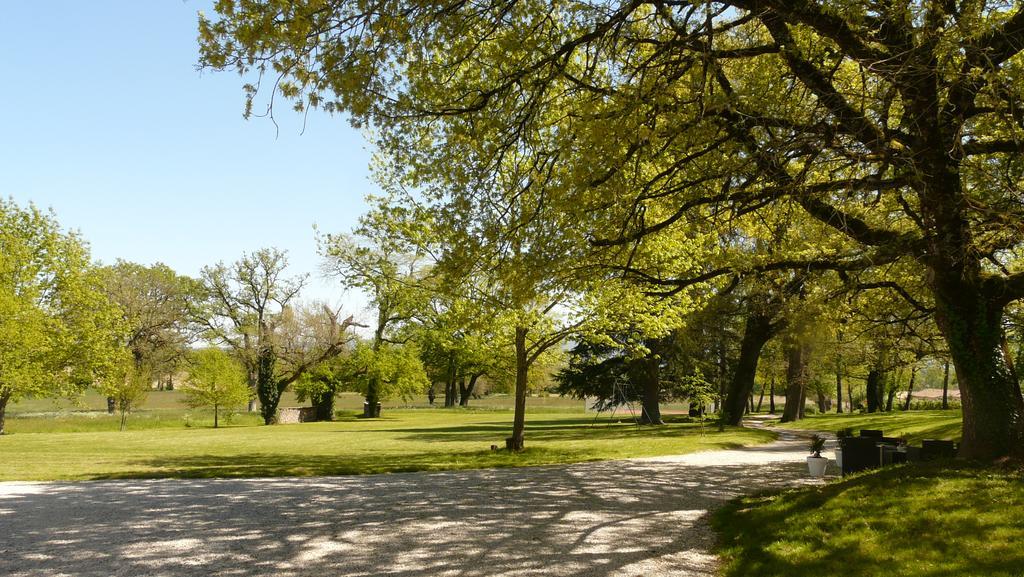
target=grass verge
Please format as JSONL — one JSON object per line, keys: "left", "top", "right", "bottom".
{"left": 0, "top": 410, "right": 772, "bottom": 481}
{"left": 713, "top": 462, "right": 1024, "bottom": 577}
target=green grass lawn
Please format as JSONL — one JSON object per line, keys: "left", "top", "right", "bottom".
{"left": 714, "top": 462, "right": 1024, "bottom": 577}
{"left": 772, "top": 410, "right": 963, "bottom": 443}
{"left": 0, "top": 409, "right": 773, "bottom": 481}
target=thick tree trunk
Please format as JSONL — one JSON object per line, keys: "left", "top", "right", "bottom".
{"left": 507, "top": 327, "right": 529, "bottom": 451}
{"left": 931, "top": 278, "right": 1024, "bottom": 459}
{"left": 722, "top": 313, "right": 774, "bottom": 425}
{"left": 214, "top": 402, "right": 219, "bottom": 429}
{"left": 459, "top": 373, "right": 480, "bottom": 407}
{"left": 756, "top": 383, "right": 765, "bottom": 412}
{"left": 256, "top": 347, "right": 279, "bottom": 424}
{"left": 866, "top": 368, "right": 883, "bottom": 413}
{"left": 632, "top": 357, "right": 663, "bottom": 425}
{"left": 780, "top": 343, "right": 808, "bottom": 423}
{"left": 903, "top": 365, "right": 918, "bottom": 411}
{"left": 768, "top": 376, "right": 776, "bottom": 414}
{"left": 942, "top": 360, "right": 950, "bottom": 410}
{"left": 885, "top": 382, "right": 897, "bottom": 412}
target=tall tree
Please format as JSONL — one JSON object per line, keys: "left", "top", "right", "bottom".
{"left": 320, "top": 210, "right": 430, "bottom": 418}
{"left": 99, "top": 260, "right": 200, "bottom": 413}
{"left": 201, "top": 248, "right": 305, "bottom": 422}
{"left": 0, "top": 199, "right": 124, "bottom": 434}
{"left": 201, "top": 250, "right": 354, "bottom": 424}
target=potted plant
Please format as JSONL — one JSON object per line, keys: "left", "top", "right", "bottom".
{"left": 807, "top": 434, "right": 829, "bottom": 477}
{"left": 834, "top": 428, "right": 852, "bottom": 471}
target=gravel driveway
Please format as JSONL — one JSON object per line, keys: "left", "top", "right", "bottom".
{"left": 0, "top": 429, "right": 823, "bottom": 577}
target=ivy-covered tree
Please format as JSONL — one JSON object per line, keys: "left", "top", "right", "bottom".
{"left": 201, "top": 249, "right": 355, "bottom": 424}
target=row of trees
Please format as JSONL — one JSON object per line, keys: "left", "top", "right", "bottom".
{"left": 200, "top": 0, "right": 1024, "bottom": 459}
{"left": 0, "top": 197, "right": 570, "bottom": 432}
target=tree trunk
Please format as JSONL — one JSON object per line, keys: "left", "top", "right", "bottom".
{"left": 835, "top": 354, "right": 844, "bottom": 414}
{"left": 214, "top": 402, "right": 219, "bottom": 428}
{"left": 459, "top": 373, "right": 480, "bottom": 407}
{"left": 780, "top": 343, "right": 808, "bottom": 423}
{"left": 866, "top": 368, "right": 883, "bottom": 413}
{"left": 903, "top": 365, "right": 918, "bottom": 411}
{"left": 313, "top": 389, "right": 335, "bottom": 421}
{"left": 507, "top": 327, "right": 529, "bottom": 452}
{"left": 0, "top": 391, "right": 10, "bottom": 435}
{"left": 756, "top": 383, "right": 765, "bottom": 412}
{"left": 715, "top": 340, "right": 728, "bottom": 414}
{"left": 364, "top": 316, "right": 387, "bottom": 419}
{"left": 443, "top": 354, "right": 457, "bottom": 408}
{"left": 256, "top": 346, "right": 279, "bottom": 424}
{"left": 632, "top": 357, "right": 663, "bottom": 425}
{"left": 768, "top": 376, "right": 776, "bottom": 414}
{"left": 798, "top": 378, "right": 807, "bottom": 419}
{"left": 942, "top": 360, "right": 950, "bottom": 410}
{"left": 722, "top": 313, "right": 774, "bottom": 425}
{"left": 885, "top": 382, "right": 897, "bottom": 412}
{"left": 747, "top": 392, "right": 754, "bottom": 414}
{"left": 931, "top": 279, "right": 1024, "bottom": 459}
{"left": 246, "top": 368, "right": 258, "bottom": 412}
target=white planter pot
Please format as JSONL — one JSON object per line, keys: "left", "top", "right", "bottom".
{"left": 807, "top": 456, "right": 828, "bottom": 478}
{"left": 834, "top": 448, "right": 843, "bottom": 471}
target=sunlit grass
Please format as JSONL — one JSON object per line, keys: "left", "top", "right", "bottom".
{"left": 714, "top": 462, "right": 1024, "bottom": 577}
{"left": 0, "top": 410, "right": 772, "bottom": 481}
{"left": 773, "top": 410, "right": 962, "bottom": 443}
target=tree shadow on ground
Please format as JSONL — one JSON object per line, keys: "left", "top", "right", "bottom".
{"left": 713, "top": 462, "right": 1024, "bottom": 577}
{"left": 0, "top": 439, "right": 815, "bottom": 577}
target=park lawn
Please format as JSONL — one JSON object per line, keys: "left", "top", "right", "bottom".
{"left": 713, "top": 462, "right": 1024, "bottom": 577}
{"left": 0, "top": 410, "right": 773, "bottom": 481}
{"left": 773, "top": 410, "right": 962, "bottom": 443}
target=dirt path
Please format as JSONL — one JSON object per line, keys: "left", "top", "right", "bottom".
{"left": 0, "top": 429, "right": 825, "bottom": 577}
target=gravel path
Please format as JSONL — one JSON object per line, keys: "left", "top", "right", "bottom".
{"left": 0, "top": 428, "right": 825, "bottom": 577}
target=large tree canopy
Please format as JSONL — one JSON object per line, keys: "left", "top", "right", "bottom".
{"left": 0, "top": 199, "right": 124, "bottom": 434}
{"left": 200, "top": 1, "right": 1024, "bottom": 459}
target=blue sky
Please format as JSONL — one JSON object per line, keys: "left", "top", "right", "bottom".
{"left": 1, "top": 1, "right": 374, "bottom": 309}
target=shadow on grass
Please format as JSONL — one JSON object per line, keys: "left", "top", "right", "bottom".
{"left": 780, "top": 411, "right": 963, "bottom": 444}
{"left": 713, "top": 462, "right": 1024, "bottom": 577}
{"left": 95, "top": 447, "right": 589, "bottom": 480}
